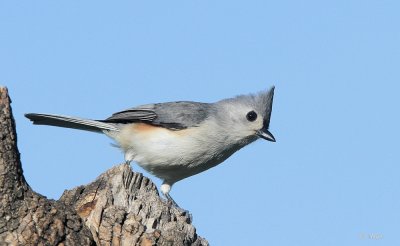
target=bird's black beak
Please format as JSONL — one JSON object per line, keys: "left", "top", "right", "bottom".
{"left": 256, "top": 129, "right": 276, "bottom": 142}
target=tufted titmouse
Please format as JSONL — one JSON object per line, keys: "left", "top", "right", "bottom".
{"left": 25, "top": 87, "right": 276, "bottom": 206}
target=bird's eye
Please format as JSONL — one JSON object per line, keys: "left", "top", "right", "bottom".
{"left": 246, "top": 111, "right": 258, "bottom": 122}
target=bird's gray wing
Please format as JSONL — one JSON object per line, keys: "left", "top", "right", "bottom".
{"left": 102, "top": 101, "right": 212, "bottom": 130}
{"left": 102, "top": 106, "right": 157, "bottom": 123}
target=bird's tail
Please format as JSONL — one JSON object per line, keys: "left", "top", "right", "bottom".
{"left": 25, "top": 113, "right": 119, "bottom": 133}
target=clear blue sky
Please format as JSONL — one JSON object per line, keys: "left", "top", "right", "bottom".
{"left": 1, "top": 1, "right": 399, "bottom": 245}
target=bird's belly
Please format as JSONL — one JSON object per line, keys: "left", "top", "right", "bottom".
{"left": 132, "top": 138, "right": 217, "bottom": 181}
{"left": 134, "top": 139, "right": 246, "bottom": 183}
{"left": 115, "top": 124, "right": 210, "bottom": 176}
{"left": 113, "top": 123, "right": 251, "bottom": 183}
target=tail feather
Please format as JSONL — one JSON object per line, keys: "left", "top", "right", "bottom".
{"left": 25, "top": 113, "right": 119, "bottom": 133}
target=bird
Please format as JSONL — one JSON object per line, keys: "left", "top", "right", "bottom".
{"left": 25, "top": 86, "right": 276, "bottom": 206}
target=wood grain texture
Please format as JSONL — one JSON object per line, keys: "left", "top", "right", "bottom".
{"left": 0, "top": 87, "right": 208, "bottom": 246}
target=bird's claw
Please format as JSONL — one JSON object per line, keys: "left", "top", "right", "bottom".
{"left": 165, "top": 193, "right": 179, "bottom": 207}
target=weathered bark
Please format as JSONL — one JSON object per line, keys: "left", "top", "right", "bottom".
{"left": 0, "top": 87, "right": 93, "bottom": 245}
{"left": 0, "top": 87, "right": 208, "bottom": 246}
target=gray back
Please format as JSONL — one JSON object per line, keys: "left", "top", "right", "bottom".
{"left": 103, "top": 101, "right": 212, "bottom": 130}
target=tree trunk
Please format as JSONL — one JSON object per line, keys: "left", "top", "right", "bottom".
{"left": 0, "top": 87, "right": 208, "bottom": 246}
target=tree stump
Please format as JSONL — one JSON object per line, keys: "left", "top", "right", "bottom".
{"left": 0, "top": 87, "right": 208, "bottom": 246}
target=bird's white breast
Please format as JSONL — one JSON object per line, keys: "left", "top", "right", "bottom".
{"left": 111, "top": 121, "right": 254, "bottom": 183}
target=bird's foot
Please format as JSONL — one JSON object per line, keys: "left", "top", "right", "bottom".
{"left": 165, "top": 194, "right": 191, "bottom": 220}
{"left": 165, "top": 193, "right": 179, "bottom": 208}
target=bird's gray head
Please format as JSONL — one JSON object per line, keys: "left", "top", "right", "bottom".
{"left": 213, "top": 86, "right": 275, "bottom": 143}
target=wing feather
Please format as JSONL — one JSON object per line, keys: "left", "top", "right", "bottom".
{"left": 104, "top": 109, "right": 157, "bottom": 123}
{"left": 101, "top": 102, "right": 211, "bottom": 130}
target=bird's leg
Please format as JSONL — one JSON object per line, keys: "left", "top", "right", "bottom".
{"left": 161, "top": 182, "right": 191, "bottom": 219}
{"left": 165, "top": 193, "right": 179, "bottom": 207}
{"left": 124, "top": 151, "right": 134, "bottom": 166}
{"left": 161, "top": 182, "right": 179, "bottom": 208}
